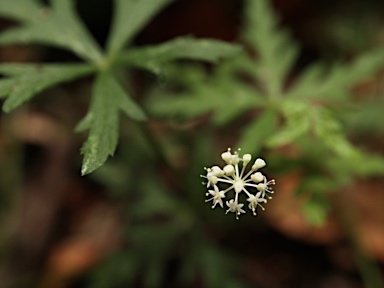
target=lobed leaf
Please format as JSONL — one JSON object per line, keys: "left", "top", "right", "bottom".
{"left": 242, "top": 0, "right": 298, "bottom": 97}
{"left": 79, "top": 73, "right": 120, "bottom": 176}
{"left": 119, "top": 37, "right": 242, "bottom": 74}
{"left": 78, "top": 72, "right": 146, "bottom": 175}
{"left": 0, "top": 63, "right": 94, "bottom": 112}
{"left": 288, "top": 48, "right": 384, "bottom": 100}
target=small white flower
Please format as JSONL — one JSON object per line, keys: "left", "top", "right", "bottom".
{"left": 225, "top": 199, "right": 245, "bottom": 220}
{"left": 201, "top": 148, "right": 275, "bottom": 219}
{"left": 204, "top": 166, "right": 223, "bottom": 187}
{"left": 247, "top": 192, "right": 267, "bottom": 216}
{"left": 256, "top": 176, "right": 276, "bottom": 199}
{"left": 205, "top": 185, "right": 225, "bottom": 208}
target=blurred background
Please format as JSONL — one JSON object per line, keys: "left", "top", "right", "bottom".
{"left": 1, "top": 0, "right": 384, "bottom": 287}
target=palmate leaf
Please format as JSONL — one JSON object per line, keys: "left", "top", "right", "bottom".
{"left": 0, "top": 0, "right": 246, "bottom": 177}
{"left": 0, "top": 63, "right": 94, "bottom": 112}
{"left": 77, "top": 71, "right": 146, "bottom": 175}
{"left": 0, "top": 0, "right": 102, "bottom": 63}
{"left": 119, "top": 37, "right": 242, "bottom": 74}
{"left": 107, "top": 0, "right": 175, "bottom": 55}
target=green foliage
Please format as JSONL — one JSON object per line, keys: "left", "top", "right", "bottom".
{"left": 119, "top": 36, "right": 243, "bottom": 74}
{"left": 1, "top": 0, "right": 384, "bottom": 287}
{"left": 83, "top": 131, "right": 250, "bottom": 288}
{"left": 146, "top": 58, "right": 265, "bottom": 125}
{"left": 287, "top": 49, "right": 384, "bottom": 100}
{"left": 75, "top": 72, "right": 146, "bottom": 175}
{"left": 0, "top": 0, "right": 103, "bottom": 63}
{"left": 242, "top": 0, "right": 298, "bottom": 97}
{"left": 106, "top": 0, "right": 175, "bottom": 55}
{"left": 146, "top": 0, "right": 384, "bottom": 226}
{"left": 0, "top": 63, "right": 94, "bottom": 112}
{"left": 0, "top": 0, "right": 241, "bottom": 175}
{"left": 238, "top": 109, "right": 278, "bottom": 155}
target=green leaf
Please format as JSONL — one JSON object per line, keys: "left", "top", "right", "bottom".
{"left": 344, "top": 97, "right": 384, "bottom": 134}
{"left": 237, "top": 109, "right": 278, "bottom": 154}
{"left": 0, "top": 79, "right": 14, "bottom": 98}
{"left": 110, "top": 77, "right": 147, "bottom": 121}
{"left": 0, "top": 63, "right": 94, "bottom": 112}
{"left": 74, "top": 112, "right": 93, "bottom": 133}
{"left": 211, "top": 80, "right": 264, "bottom": 125}
{"left": 266, "top": 100, "right": 310, "bottom": 147}
{"left": 119, "top": 37, "right": 242, "bottom": 74}
{"left": 147, "top": 79, "right": 262, "bottom": 125}
{"left": 0, "top": 0, "right": 103, "bottom": 63}
{"left": 79, "top": 73, "right": 119, "bottom": 176}
{"left": 313, "top": 108, "right": 360, "bottom": 159}
{"left": 78, "top": 72, "right": 146, "bottom": 175}
{"left": 107, "top": 0, "right": 174, "bottom": 55}
{"left": 353, "top": 153, "right": 384, "bottom": 176}
{"left": 288, "top": 48, "right": 384, "bottom": 100}
{"left": 242, "top": 0, "right": 298, "bottom": 97}
{"left": 0, "top": 0, "right": 41, "bottom": 22}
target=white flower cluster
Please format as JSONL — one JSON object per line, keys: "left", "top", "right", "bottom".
{"left": 201, "top": 148, "right": 275, "bottom": 220}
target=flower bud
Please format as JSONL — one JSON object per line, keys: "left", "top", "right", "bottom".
{"left": 252, "top": 158, "right": 266, "bottom": 170}
{"left": 211, "top": 166, "right": 224, "bottom": 177}
{"left": 251, "top": 172, "right": 264, "bottom": 183}
{"left": 242, "top": 154, "right": 252, "bottom": 165}
{"left": 231, "top": 154, "right": 239, "bottom": 165}
{"left": 223, "top": 164, "right": 235, "bottom": 176}
{"left": 221, "top": 151, "right": 232, "bottom": 164}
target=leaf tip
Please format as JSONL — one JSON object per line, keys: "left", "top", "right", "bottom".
{"left": 80, "top": 159, "right": 100, "bottom": 176}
